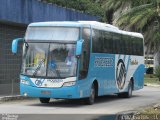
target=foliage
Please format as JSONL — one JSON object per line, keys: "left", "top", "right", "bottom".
{"left": 155, "top": 65, "right": 160, "bottom": 81}
{"left": 44, "top": 0, "right": 105, "bottom": 21}
{"left": 117, "top": 0, "right": 160, "bottom": 53}
{"left": 102, "top": 0, "right": 160, "bottom": 54}
{"left": 144, "top": 76, "right": 160, "bottom": 85}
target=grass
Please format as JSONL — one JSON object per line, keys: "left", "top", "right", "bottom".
{"left": 144, "top": 75, "right": 160, "bottom": 85}
{"left": 141, "top": 107, "right": 160, "bottom": 114}
{"left": 133, "top": 105, "right": 160, "bottom": 120}
{"left": 131, "top": 75, "right": 160, "bottom": 119}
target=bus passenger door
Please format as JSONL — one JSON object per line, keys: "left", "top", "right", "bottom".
{"left": 78, "top": 28, "right": 90, "bottom": 80}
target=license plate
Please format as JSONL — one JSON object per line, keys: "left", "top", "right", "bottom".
{"left": 41, "top": 90, "right": 51, "bottom": 95}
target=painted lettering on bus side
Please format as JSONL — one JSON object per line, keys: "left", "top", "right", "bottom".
{"left": 94, "top": 57, "right": 114, "bottom": 67}
{"left": 47, "top": 79, "right": 63, "bottom": 83}
{"left": 130, "top": 59, "right": 138, "bottom": 65}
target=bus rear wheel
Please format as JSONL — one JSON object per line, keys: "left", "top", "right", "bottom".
{"left": 39, "top": 98, "right": 50, "bottom": 103}
{"left": 118, "top": 81, "right": 133, "bottom": 98}
{"left": 127, "top": 81, "right": 133, "bottom": 98}
{"left": 85, "top": 84, "right": 95, "bottom": 105}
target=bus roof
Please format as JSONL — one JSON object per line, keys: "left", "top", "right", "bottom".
{"left": 29, "top": 21, "right": 143, "bottom": 38}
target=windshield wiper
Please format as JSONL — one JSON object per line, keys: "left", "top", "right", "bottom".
{"left": 33, "top": 59, "right": 45, "bottom": 77}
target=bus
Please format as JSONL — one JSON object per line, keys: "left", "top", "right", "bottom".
{"left": 12, "top": 21, "right": 144, "bottom": 105}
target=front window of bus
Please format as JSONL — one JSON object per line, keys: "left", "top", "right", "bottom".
{"left": 47, "top": 44, "right": 77, "bottom": 78}
{"left": 22, "top": 43, "right": 49, "bottom": 77}
{"left": 22, "top": 26, "right": 79, "bottom": 78}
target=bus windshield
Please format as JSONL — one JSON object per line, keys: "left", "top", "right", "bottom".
{"left": 21, "top": 43, "right": 77, "bottom": 78}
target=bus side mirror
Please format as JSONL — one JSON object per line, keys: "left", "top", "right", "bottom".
{"left": 12, "top": 38, "right": 24, "bottom": 54}
{"left": 76, "top": 39, "right": 84, "bottom": 58}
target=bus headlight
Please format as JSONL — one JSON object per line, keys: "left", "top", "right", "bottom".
{"left": 21, "top": 80, "right": 30, "bottom": 85}
{"left": 63, "top": 81, "right": 76, "bottom": 87}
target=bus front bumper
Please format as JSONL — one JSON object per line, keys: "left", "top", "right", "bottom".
{"left": 20, "top": 84, "right": 81, "bottom": 99}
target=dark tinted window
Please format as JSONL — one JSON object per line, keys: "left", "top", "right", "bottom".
{"left": 92, "top": 29, "right": 143, "bottom": 56}
{"left": 132, "top": 37, "right": 137, "bottom": 55}
{"left": 127, "top": 36, "right": 133, "bottom": 55}
{"left": 104, "top": 31, "right": 112, "bottom": 53}
{"left": 131, "top": 36, "right": 144, "bottom": 56}
{"left": 138, "top": 37, "right": 144, "bottom": 56}
{"left": 112, "top": 33, "right": 121, "bottom": 54}
{"left": 92, "top": 30, "right": 102, "bottom": 53}
{"left": 122, "top": 35, "right": 129, "bottom": 54}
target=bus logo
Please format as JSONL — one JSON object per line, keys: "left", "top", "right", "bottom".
{"left": 35, "top": 78, "right": 45, "bottom": 86}
{"left": 116, "top": 59, "right": 126, "bottom": 90}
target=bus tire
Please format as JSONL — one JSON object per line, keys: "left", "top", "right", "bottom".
{"left": 118, "top": 81, "right": 133, "bottom": 98}
{"left": 85, "top": 84, "right": 95, "bottom": 105}
{"left": 127, "top": 81, "right": 133, "bottom": 98}
{"left": 39, "top": 98, "right": 50, "bottom": 103}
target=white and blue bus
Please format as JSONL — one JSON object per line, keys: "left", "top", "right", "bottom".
{"left": 12, "top": 21, "right": 144, "bottom": 104}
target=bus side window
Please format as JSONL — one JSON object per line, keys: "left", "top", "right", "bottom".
{"left": 92, "top": 29, "right": 102, "bottom": 53}
{"left": 132, "top": 37, "right": 137, "bottom": 55}
{"left": 104, "top": 31, "right": 113, "bottom": 53}
{"left": 123, "top": 35, "right": 130, "bottom": 55}
{"left": 112, "top": 32, "right": 120, "bottom": 54}
{"left": 139, "top": 38, "right": 144, "bottom": 56}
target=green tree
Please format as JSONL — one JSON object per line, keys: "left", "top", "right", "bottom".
{"left": 103, "top": 0, "right": 160, "bottom": 54}
{"left": 102, "top": 0, "right": 133, "bottom": 24}
{"left": 45, "top": 0, "right": 105, "bottom": 21}
{"left": 101, "top": 0, "right": 153, "bottom": 23}
{"left": 116, "top": 0, "right": 160, "bottom": 54}
{"left": 155, "top": 65, "right": 160, "bottom": 81}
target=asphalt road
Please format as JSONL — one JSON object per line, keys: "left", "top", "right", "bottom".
{"left": 0, "top": 86, "right": 160, "bottom": 119}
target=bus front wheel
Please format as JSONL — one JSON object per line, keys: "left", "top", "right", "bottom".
{"left": 85, "top": 84, "right": 95, "bottom": 105}
{"left": 39, "top": 98, "right": 50, "bottom": 103}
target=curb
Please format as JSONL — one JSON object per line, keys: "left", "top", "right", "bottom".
{"left": 117, "top": 103, "right": 160, "bottom": 118}
{"left": 0, "top": 95, "right": 34, "bottom": 103}
{"left": 144, "top": 83, "right": 160, "bottom": 87}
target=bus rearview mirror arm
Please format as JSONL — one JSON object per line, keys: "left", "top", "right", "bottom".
{"left": 12, "top": 38, "right": 24, "bottom": 54}
{"left": 76, "top": 39, "right": 84, "bottom": 58}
